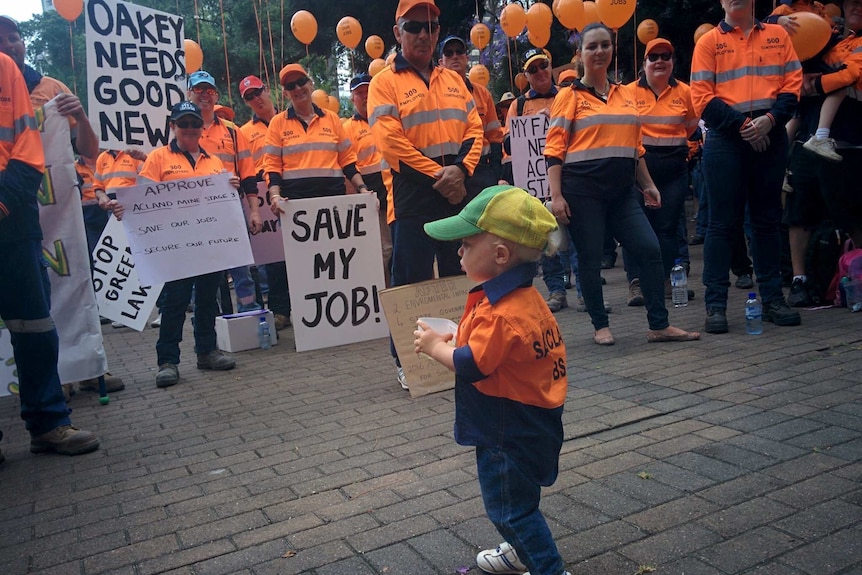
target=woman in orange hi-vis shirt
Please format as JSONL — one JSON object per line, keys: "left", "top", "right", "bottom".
{"left": 545, "top": 23, "right": 700, "bottom": 347}
{"left": 690, "top": 0, "right": 802, "bottom": 335}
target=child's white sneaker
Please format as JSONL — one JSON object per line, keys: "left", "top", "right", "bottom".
{"left": 803, "top": 135, "right": 843, "bottom": 162}
{"left": 476, "top": 542, "right": 527, "bottom": 574}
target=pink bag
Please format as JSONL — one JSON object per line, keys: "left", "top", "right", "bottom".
{"left": 828, "top": 240, "right": 862, "bottom": 306}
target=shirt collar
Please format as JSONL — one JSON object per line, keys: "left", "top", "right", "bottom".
{"left": 169, "top": 138, "right": 211, "bottom": 158}
{"left": 287, "top": 104, "right": 325, "bottom": 120}
{"left": 718, "top": 19, "right": 765, "bottom": 33}
{"left": 527, "top": 85, "right": 558, "bottom": 99}
{"left": 394, "top": 53, "right": 436, "bottom": 75}
{"left": 23, "top": 64, "right": 42, "bottom": 95}
{"left": 252, "top": 108, "right": 278, "bottom": 126}
{"left": 478, "top": 261, "right": 538, "bottom": 305}
{"left": 352, "top": 112, "right": 368, "bottom": 122}
{"left": 637, "top": 74, "right": 678, "bottom": 88}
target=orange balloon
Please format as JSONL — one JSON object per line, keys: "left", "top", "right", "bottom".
{"left": 369, "top": 58, "right": 386, "bottom": 76}
{"left": 790, "top": 12, "right": 832, "bottom": 61}
{"left": 53, "top": 0, "right": 83, "bottom": 22}
{"left": 469, "top": 64, "right": 490, "bottom": 87}
{"left": 385, "top": 52, "right": 397, "bottom": 66}
{"left": 527, "top": 2, "right": 554, "bottom": 32}
{"left": 327, "top": 95, "right": 340, "bottom": 113}
{"left": 596, "top": 0, "right": 635, "bottom": 30}
{"left": 337, "top": 16, "right": 362, "bottom": 50}
{"left": 471, "top": 23, "right": 491, "bottom": 50}
{"left": 500, "top": 3, "right": 527, "bottom": 38}
{"left": 312, "top": 89, "right": 329, "bottom": 109}
{"left": 528, "top": 28, "right": 551, "bottom": 49}
{"left": 183, "top": 39, "right": 203, "bottom": 74}
{"left": 365, "top": 35, "right": 384, "bottom": 59}
{"left": 582, "top": 1, "right": 600, "bottom": 26}
{"left": 693, "top": 23, "right": 714, "bottom": 45}
{"left": 555, "top": 0, "right": 586, "bottom": 31}
{"left": 515, "top": 72, "right": 529, "bottom": 91}
{"left": 637, "top": 19, "right": 659, "bottom": 45}
{"left": 291, "top": 10, "right": 318, "bottom": 45}
{"left": 824, "top": 3, "right": 842, "bottom": 20}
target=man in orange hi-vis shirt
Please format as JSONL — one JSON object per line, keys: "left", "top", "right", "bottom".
{"left": 690, "top": 0, "right": 802, "bottom": 335}
{"left": 0, "top": 52, "right": 100, "bottom": 460}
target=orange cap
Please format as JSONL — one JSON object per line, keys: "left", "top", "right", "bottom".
{"left": 395, "top": 0, "right": 440, "bottom": 21}
{"left": 645, "top": 38, "right": 674, "bottom": 55}
{"left": 279, "top": 63, "right": 308, "bottom": 86}
{"left": 213, "top": 105, "right": 235, "bottom": 121}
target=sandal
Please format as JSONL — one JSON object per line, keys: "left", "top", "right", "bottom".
{"left": 594, "top": 328, "right": 615, "bottom": 346}
{"left": 646, "top": 327, "right": 701, "bottom": 343}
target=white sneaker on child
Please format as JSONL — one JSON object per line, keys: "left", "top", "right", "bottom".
{"left": 803, "top": 135, "right": 843, "bottom": 162}
{"left": 476, "top": 542, "right": 528, "bottom": 574}
{"left": 396, "top": 366, "right": 408, "bottom": 390}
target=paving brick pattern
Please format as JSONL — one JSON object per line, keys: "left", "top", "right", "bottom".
{"left": 1, "top": 248, "right": 861, "bottom": 575}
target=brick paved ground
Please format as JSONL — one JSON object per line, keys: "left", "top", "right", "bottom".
{"left": 1, "top": 245, "right": 860, "bottom": 575}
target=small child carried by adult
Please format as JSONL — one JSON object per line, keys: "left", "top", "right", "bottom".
{"left": 414, "top": 185, "right": 571, "bottom": 575}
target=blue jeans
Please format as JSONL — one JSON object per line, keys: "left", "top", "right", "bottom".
{"left": 230, "top": 265, "right": 261, "bottom": 312}
{"left": 702, "top": 131, "right": 785, "bottom": 309}
{"left": 264, "top": 261, "right": 291, "bottom": 317}
{"left": 0, "top": 240, "right": 71, "bottom": 436}
{"left": 156, "top": 271, "right": 222, "bottom": 365}
{"left": 693, "top": 159, "right": 709, "bottom": 238}
{"left": 476, "top": 447, "right": 565, "bottom": 575}
{"left": 542, "top": 229, "right": 581, "bottom": 297}
{"left": 82, "top": 204, "right": 109, "bottom": 271}
{"left": 564, "top": 187, "right": 668, "bottom": 331}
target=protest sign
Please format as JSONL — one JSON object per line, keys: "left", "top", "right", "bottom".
{"left": 38, "top": 101, "right": 109, "bottom": 384}
{"left": 121, "top": 173, "right": 254, "bottom": 285}
{"left": 379, "top": 276, "right": 476, "bottom": 398}
{"left": 93, "top": 216, "right": 163, "bottom": 331}
{"left": 0, "top": 322, "right": 17, "bottom": 398}
{"left": 281, "top": 194, "right": 389, "bottom": 352}
{"left": 509, "top": 113, "right": 551, "bottom": 201}
{"left": 85, "top": 0, "right": 186, "bottom": 152}
{"left": 242, "top": 181, "right": 285, "bottom": 265}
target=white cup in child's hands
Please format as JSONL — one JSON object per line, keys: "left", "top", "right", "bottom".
{"left": 417, "top": 317, "right": 458, "bottom": 342}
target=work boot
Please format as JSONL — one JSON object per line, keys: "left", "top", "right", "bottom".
{"left": 764, "top": 298, "right": 802, "bottom": 326}
{"left": 156, "top": 363, "right": 179, "bottom": 388}
{"left": 546, "top": 292, "right": 567, "bottom": 313}
{"left": 704, "top": 307, "right": 728, "bottom": 334}
{"left": 196, "top": 350, "right": 236, "bottom": 371}
{"left": 274, "top": 313, "right": 291, "bottom": 330}
{"left": 735, "top": 273, "right": 754, "bottom": 289}
{"left": 787, "top": 278, "right": 814, "bottom": 307}
{"left": 627, "top": 279, "right": 644, "bottom": 306}
{"left": 30, "top": 425, "right": 99, "bottom": 456}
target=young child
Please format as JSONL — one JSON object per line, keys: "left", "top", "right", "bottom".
{"left": 414, "top": 185, "right": 571, "bottom": 575}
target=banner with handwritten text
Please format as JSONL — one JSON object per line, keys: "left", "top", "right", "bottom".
{"left": 509, "top": 114, "right": 550, "bottom": 201}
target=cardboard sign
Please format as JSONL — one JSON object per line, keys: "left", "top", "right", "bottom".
{"left": 281, "top": 194, "right": 389, "bottom": 351}
{"left": 509, "top": 113, "right": 551, "bottom": 201}
{"left": 120, "top": 173, "right": 254, "bottom": 285}
{"left": 243, "top": 181, "right": 285, "bottom": 265}
{"left": 93, "top": 216, "right": 163, "bottom": 331}
{"left": 379, "top": 275, "right": 476, "bottom": 398}
{"left": 85, "top": 0, "right": 186, "bottom": 152}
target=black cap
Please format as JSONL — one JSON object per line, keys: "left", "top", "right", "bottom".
{"left": 438, "top": 35, "right": 466, "bottom": 55}
{"left": 170, "top": 101, "right": 203, "bottom": 122}
{"left": 0, "top": 16, "right": 20, "bottom": 33}
{"left": 350, "top": 74, "right": 373, "bottom": 91}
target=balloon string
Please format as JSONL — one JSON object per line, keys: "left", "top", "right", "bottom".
{"left": 219, "top": 0, "right": 232, "bottom": 102}
{"left": 68, "top": 22, "right": 78, "bottom": 96}
{"left": 507, "top": 37, "right": 514, "bottom": 93}
{"left": 613, "top": 29, "right": 619, "bottom": 83}
{"left": 252, "top": 0, "right": 264, "bottom": 76}
{"left": 265, "top": 1, "right": 279, "bottom": 100}
{"left": 633, "top": 8, "right": 638, "bottom": 80}
{"left": 193, "top": 0, "right": 201, "bottom": 43}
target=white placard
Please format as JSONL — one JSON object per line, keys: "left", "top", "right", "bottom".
{"left": 85, "top": 0, "right": 186, "bottom": 152}
{"left": 93, "top": 216, "right": 163, "bottom": 331}
{"left": 243, "top": 181, "right": 285, "bottom": 265}
{"left": 121, "top": 173, "right": 254, "bottom": 285}
{"left": 509, "top": 114, "right": 551, "bottom": 201}
{"left": 282, "top": 195, "right": 389, "bottom": 352}
{"left": 39, "top": 101, "right": 109, "bottom": 384}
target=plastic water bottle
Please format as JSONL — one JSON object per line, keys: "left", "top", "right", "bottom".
{"left": 258, "top": 316, "right": 272, "bottom": 349}
{"left": 745, "top": 292, "right": 763, "bottom": 335}
{"left": 670, "top": 259, "right": 688, "bottom": 308}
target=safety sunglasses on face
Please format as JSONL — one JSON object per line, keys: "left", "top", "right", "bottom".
{"left": 191, "top": 86, "right": 217, "bottom": 95}
{"left": 283, "top": 76, "right": 310, "bottom": 91}
{"left": 243, "top": 87, "right": 264, "bottom": 101}
{"left": 175, "top": 119, "right": 203, "bottom": 129}
{"left": 400, "top": 20, "right": 440, "bottom": 35}
{"left": 443, "top": 47, "right": 466, "bottom": 57}
{"left": 647, "top": 53, "right": 672, "bottom": 62}
{"left": 526, "top": 60, "right": 549, "bottom": 74}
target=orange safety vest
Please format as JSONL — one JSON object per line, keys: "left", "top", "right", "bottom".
{"left": 93, "top": 150, "right": 143, "bottom": 196}
{"left": 629, "top": 76, "right": 698, "bottom": 149}
{"left": 137, "top": 140, "right": 226, "bottom": 183}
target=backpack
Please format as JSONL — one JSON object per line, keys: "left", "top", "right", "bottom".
{"left": 805, "top": 223, "right": 844, "bottom": 304}
{"left": 828, "top": 240, "right": 862, "bottom": 307}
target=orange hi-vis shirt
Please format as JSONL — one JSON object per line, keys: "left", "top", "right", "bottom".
{"left": 199, "top": 117, "right": 257, "bottom": 195}
{"left": 545, "top": 81, "right": 645, "bottom": 194}
{"left": 690, "top": 20, "right": 802, "bottom": 135}
{"left": 239, "top": 115, "right": 272, "bottom": 174}
{"left": 368, "top": 54, "right": 483, "bottom": 220}
{"left": 629, "top": 75, "right": 698, "bottom": 151}
{"left": 137, "top": 140, "right": 226, "bottom": 184}
{"left": 263, "top": 105, "right": 358, "bottom": 199}
{"left": 466, "top": 79, "right": 504, "bottom": 155}
{"left": 501, "top": 88, "right": 559, "bottom": 174}
{"left": 93, "top": 150, "right": 143, "bottom": 197}
{"left": 0, "top": 52, "right": 45, "bottom": 240}
{"left": 818, "top": 33, "right": 862, "bottom": 96}
{"left": 75, "top": 157, "right": 97, "bottom": 204}
{"left": 343, "top": 112, "right": 394, "bottom": 220}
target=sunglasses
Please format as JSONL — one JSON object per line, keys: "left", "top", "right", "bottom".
{"left": 526, "top": 60, "right": 549, "bottom": 75}
{"left": 400, "top": 20, "right": 440, "bottom": 35}
{"left": 175, "top": 119, "right": 203, "bottom": 129}
{"left": 243, "top": 87, "right": 264, "bottom": 101}
{"left": 190, "top": 86, "right": 217, "bottom": 95}
{"left": 443, "top": 47, "right": 466, "bottom": 57}
{"left": 283, "top": 76, "right": 310, "bottom": 91}
{"left": 647, "top": 52, "right": 672, "bottom": 62}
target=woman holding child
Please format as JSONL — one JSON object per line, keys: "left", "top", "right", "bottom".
{"left": 544, "top": 22, "right": 700, "bottom": 346}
